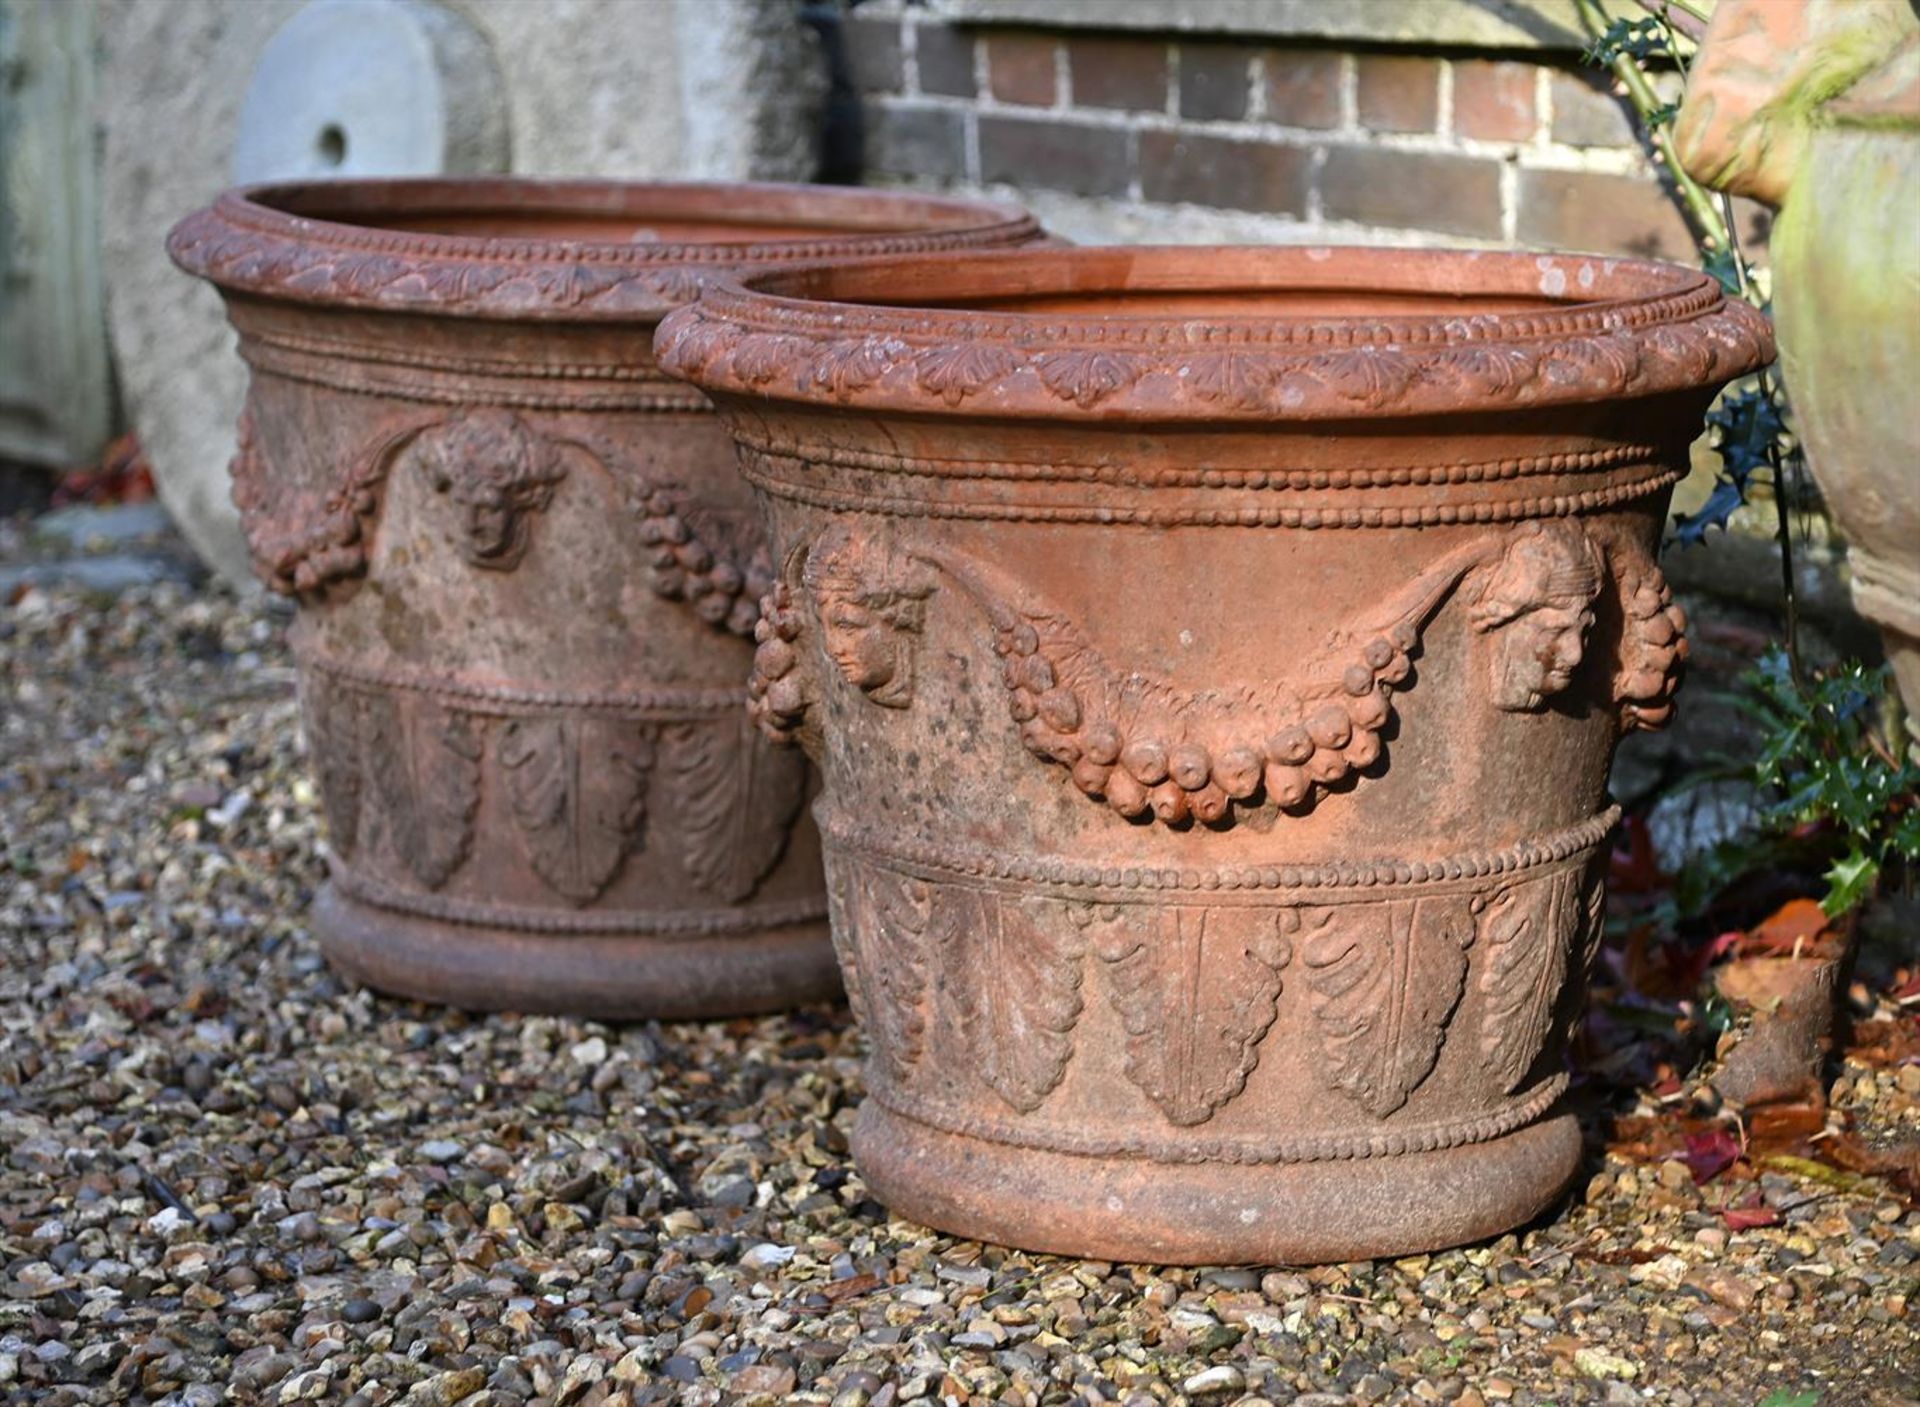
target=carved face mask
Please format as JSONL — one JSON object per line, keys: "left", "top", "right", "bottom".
{"left": 802, "top": 524, "right": 931, "bottom": 709}
{"left": 414, "top": 409, "right": 566, "bottom": 571}
{"left": 1469, "top": 522, "right": 1605, "bottom": 713}
{"left": 462, "top": 495, "right": 520, "bottom": 563}
{"left": 819, "top": 592, "right": 898, "bottom": 693}
{"left": 1497, "top": 597, "right": 1597, "bottom": 710}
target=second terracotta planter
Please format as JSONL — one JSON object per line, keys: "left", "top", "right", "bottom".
{"left": 168, "top": 179, "right": 1045, "bottom": 1019}
{"left": 661, "top": 246, "right": 1772, "bottom": 1261}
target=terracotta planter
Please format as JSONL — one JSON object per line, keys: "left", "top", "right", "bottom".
{"left": 168, "top": 179, "right": 1044, "bottom": 1019}
{"left": 659, "top": 246, "right": 1772, "bottom": 1261}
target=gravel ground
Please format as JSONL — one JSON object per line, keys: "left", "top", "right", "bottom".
{"left": 2, "top": 536, "right": 1917, "bottom": 1407}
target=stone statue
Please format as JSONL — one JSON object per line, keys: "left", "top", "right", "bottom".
{"left": 1676, "top": 0, "right": 1920, "bottom": 751}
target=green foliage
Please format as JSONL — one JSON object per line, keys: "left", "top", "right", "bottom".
{"left": 1687, "top": 649, "right": 1920, "bottom": 917}
{"left": 1577, "top": 7, "right": 1796, "bottom": 556}
{"left": 1675, "top": 384, "right": 1802, "bottom": 545}
{"left": 1583, "top": 1, "right": 1907, "bottom": 935}
{"left": 1757, "top": 1392, "right": 1821, "bottom": 1407}
{"left": 1702, "top": 245, "right": 1744, "bottom": 295}
{"left": 1585, "top": 16, "right": 1673, "bottom": 64}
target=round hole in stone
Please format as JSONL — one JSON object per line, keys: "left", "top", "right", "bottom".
{"left": 316, "top": 124, "right": 348, "bottom": 167}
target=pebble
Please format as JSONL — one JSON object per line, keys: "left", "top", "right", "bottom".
{"left": 732, "top": 1363, "right": 797, "bottom": 1395}
{"left": 740, "top": 1242, "right": 797, "bottom": 1270}
{"left": 1181, "top": 1365, "right": 1245, "bottom": 1395}
{"left": 569, "top": 1036, "right": 608, "bottom": 1067}
{"left": 1574, "top": 1347, "right": 1639, "bottom": 1381}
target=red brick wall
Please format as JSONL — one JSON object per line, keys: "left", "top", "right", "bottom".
{"left": 845, "top": 11, "right": 1771, "bottom": 262}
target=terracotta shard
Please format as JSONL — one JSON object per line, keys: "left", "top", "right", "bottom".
{"left": 662, "top": 244, "right": 1771, "bottom": 1259}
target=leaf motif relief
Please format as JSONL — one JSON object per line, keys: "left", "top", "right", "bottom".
{"left": 657, "top": 317, "right": 740, "bottom": 380}
{"left": 634, "top": 266, "right": 708, "bottom": 306}
{"left": 944, "top": 892, "right": 1087, "bottom": 1114}
{"left": 1300, "top": 347, "right": 1417, "bottom": 406}
{"left": 1033, "top": 349, "right": 1143, "bottom": 409}
{"left": 1562, "top": 869, "right": 1610, "bottom": 1046}
{"left": 1476, "top": 871, "right": 1578, "bottom": 1095}
{"left": 1645, "top": 324, "right": 1714, "bottom": 382}
{"left": 731, "top": 335, "right": 799, "bottom": 388}
{"left": 1542, "top": 332, "right": 1641, "bottom": 391}
{"left": 301, "top": 675, "right": 364, "bottom": 859}
{"left": 1093, "top": 906, "right": 1294, "bottom": 1127}
{"left": 807, "top": 338, "right": 905, "bottom": 398}
{"left": 498, "top": 717, "right": 653, "bottom": 904}
{"left": 847, "top": 863, "right": 934, "bottom": 1088}
{"left": 822, "top": 850, "right": 864, "bottom": 1019}
{"left": 1303, "top": 897, "right": 1472, "bottom": 1118}
{"left": 1579, "top": 870, "right": 1607, "bottom": 975}
{"left": 1184, "top": 352, "right": 1275, "bottom": 411}
{"left": 913, "top": 343, "right": 1018, "bottom": 406}
{"left": 1436, "top": 345, "right": 1538, "bottom": 398}
{"left": 662, "top": 717, "right": 808, "bottom": 902}
{"left": 362, "top": 692, "right": 483, "bottom": 890}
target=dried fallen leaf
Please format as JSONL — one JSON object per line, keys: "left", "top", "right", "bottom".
{"left": 1721, "top": 1197, "right": 1782, "bottom": 1231}
{"left": 1684, "top": 1128, "right": 1742, "bottom": 1185}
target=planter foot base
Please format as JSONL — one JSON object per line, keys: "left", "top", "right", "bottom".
{"left": 314, "top": 882, "right": 840, "bottom": 1020}
{"left": 853, "top": 1099, "right": 1582, "bottom": 1265}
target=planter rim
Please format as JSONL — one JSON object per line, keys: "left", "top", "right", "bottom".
{"left": 658, "top": 244, "right": 1775, "bottom": 422}
{"left": 166, "top": 178, "right": 1044, "bottom": 322}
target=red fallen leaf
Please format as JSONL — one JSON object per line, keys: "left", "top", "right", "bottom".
{"left": 1738, "top": 897, "right": 1840, "bottom": 960}
{"left": 1610, "top": 812, "right": 1666, "bottom": 894}
{"left": 1684, "top": 1128, "right": 1743, "bottom": 1184}
{"left": 1746, "top": 1099, "right": 1827, "bottom": 1158}
{"left": 1706, "top": 930, "right": 1745, "bottom": 962}
{"left": 1722, "top": 1198, "right": 1782, "bottom": 1230}
{"left": 1623, "top": 924, "right": 1721, "bottom": 1003}
{"left": 50, "top": 431, "right": 156, "bottom": 507}
{"left": 1604, "top": 1113, "right": 1687, "bottom": 1165}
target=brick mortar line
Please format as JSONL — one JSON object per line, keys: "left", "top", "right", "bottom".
{"left": 1535, "top": 63, "right": 1558, "bottom": 153}
{"left": 900, "top": 11, "right": 922, "bottom": 99}
{"left": 872, "top": 93, "right": 1658, "bottom": 177}
{"left": 1246, "top": 49, "right": 1268, "bottom": 124}
{"left": 1500, "top": 153, "right": 1521, "bottom": 246}
{"left": 914, "top": 179, "right": 1520, "bottom": 251}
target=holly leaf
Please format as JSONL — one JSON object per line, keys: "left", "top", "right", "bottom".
{"left": 1821, "top": 848, "right": 1879, "bottom": 918}
{"left": 1671, "top": 477, "right": 1748, "bottom": 546}
{"left": 1702, "top": 246, "right": 1743, "bottom": 296}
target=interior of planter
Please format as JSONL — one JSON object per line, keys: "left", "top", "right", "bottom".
{"left": 751, "top": 246, "right": 1701, "bottom": 323}
{"left": 244, "top": 180, "right": 1013, "bottom": 248}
